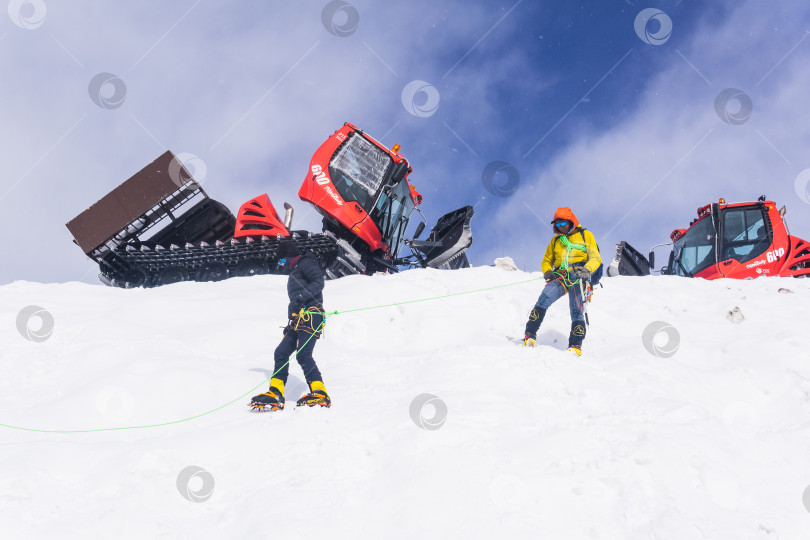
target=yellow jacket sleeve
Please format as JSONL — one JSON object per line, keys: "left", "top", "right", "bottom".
{"left": 541, "top": 237, "right": 557, "bottom": 273}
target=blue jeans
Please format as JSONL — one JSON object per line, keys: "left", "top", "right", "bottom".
{"left": 534, "top": 279, "right": 585, "bottom": 322}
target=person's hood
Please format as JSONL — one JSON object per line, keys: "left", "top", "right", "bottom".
{"left": 551, "top": 207, "right": 580, "bottom": 230}
{"left": 288, "top": 252, "right": 317, "bottom": 270}
{"left": 285, "top": 255, "right": 302, "bottom": 270}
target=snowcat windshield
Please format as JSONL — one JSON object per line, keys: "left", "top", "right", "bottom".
{"left": 328, "top": 133, "right": 393, "bottom": 212}
{"left": 671, "top": 216, "right": 717, "bottom": 277}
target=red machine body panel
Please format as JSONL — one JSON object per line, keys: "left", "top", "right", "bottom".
{"left": 233, "top": 194, "right": 290, "bottom": 238}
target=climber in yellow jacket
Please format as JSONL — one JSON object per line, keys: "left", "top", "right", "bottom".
{"left": 523, "top": 207, "right": 601, "bottom": 356}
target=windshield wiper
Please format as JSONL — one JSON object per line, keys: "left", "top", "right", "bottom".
{"left": 673, "top": 251, "right": 693, "bottom": 277}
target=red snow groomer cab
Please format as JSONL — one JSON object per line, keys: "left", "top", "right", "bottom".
{"left": 294, "top": 122, "right": 473, "bottom": 275}
{"left": 609, "top": 196, "right": 810, "bottom": 279}
{"left": 66, "top": 123, "right": 474, "bottom": 287}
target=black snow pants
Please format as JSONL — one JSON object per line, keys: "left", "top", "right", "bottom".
{"left": 272, "top": 328, "right": 322, "bottom": 385}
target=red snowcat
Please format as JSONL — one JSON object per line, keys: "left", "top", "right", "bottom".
{"left": 608, "top": 196, "right": 810, "bottom": 278}
{"left": 66, "top": 123, "right": 474, "bottom": 287}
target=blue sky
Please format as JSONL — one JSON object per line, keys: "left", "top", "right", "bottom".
{"left": 1, "top": 0, "right": 809, "bottom": 284}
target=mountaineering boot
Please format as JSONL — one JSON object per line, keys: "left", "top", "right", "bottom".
{"left": 296, "top": 380, "right": 331, "bottom": 408}
{"left": 523, "top": 307, "right": 546, "bottom": 346}
{"left": 568, "top": 320, "right": 586, "bottom": 356}
{"left": 250, "top": 378, "right": 286, "bottom": 412}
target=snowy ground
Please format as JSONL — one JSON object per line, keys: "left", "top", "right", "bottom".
{"left": 2, "top": 266, "right": 810, "bottom": 539}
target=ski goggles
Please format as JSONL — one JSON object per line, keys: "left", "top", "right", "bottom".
{"left": 552, "top": 219, "right": 572, "bottom": 228}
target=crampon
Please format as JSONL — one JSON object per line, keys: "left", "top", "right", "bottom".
{"left": 249, "top": 388, "right": 285, "bottom": 412}
{"left": 296, "top": 390, "right": 331, "bottom": 408}
{"left": 249, "top": 401, "right": 284, "bottom": 412}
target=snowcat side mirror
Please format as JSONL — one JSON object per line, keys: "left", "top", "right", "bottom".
{"left": 779, "top": 205, "right": 786, "bottom": 217}
{"left": 648, "top": 251, "right": 655, "bottom": 269}
{"left": 414, "top": 221, "right": 426, "bottom": 239}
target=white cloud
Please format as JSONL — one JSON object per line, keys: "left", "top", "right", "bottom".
{"left": 0, "top": 0, "right": 520, "bottom": 283}
{"left": 482, "top": 0, "right": 810, "bottom": 272}
{"left": 3, "top": 0, "right": 808, "bottom": 284}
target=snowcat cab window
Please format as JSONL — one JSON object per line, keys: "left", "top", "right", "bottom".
{"left": 720, "top": 206, "right": 769, "bottom": 263}
{"left": 329, "top": 133, "right": 393, "bottom": 212}
{"left": 372, "top": 178, "right": 414, "bottom": 257}
{"left": 672, "top": 216, "right": 717, "bottom": 277}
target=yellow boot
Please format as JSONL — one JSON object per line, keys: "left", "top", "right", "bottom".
{"left": 250, "top": 378, "right": 285, "bottom": 411}
{"left": 296, "top": 381, "right": 331, "bottom": 408}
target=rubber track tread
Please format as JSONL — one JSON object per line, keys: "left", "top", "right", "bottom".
{"left": 100, "top": 235, "right": 339, "bottom": 288}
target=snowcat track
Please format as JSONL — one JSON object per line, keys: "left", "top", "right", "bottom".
{"left": 100, "top": 235, "right": 339, "bottom": 288}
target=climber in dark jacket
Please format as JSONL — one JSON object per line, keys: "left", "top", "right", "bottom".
{"left": 251, "top": 238, "right": 330, "bottom": 410}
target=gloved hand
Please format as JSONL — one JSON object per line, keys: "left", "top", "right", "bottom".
{"left": 293, "top": 294, "right": 306, "bottom": 312}
{"left": 575, "top": 267, "right": 591, "bottom": 280}
{"left": 543, "top": 270, "right": 557, "bottom": 282}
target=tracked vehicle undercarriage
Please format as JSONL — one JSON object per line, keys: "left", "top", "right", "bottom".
{"left": 67, "top": 123, "right": 475, "bottom": 287}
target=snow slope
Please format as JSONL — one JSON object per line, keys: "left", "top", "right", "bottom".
{"left": 2, "top": 267, "right": 810, "bottom": 539}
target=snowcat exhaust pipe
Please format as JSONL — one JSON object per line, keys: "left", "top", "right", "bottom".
{"left": 283, "top": 202, "right": 294, "bottom": 230}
